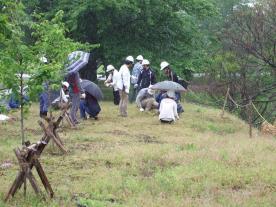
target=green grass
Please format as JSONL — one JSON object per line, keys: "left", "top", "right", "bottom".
{"left": 0, "top": 102, "right": 275, "bottom": 207}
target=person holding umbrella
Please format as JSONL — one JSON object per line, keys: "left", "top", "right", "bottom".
{"left": 160, "top": 61, "right": 184, "bottom": 113}
{"left": 79, "top": 91, "right": 101, "bottom": 120}
{"left": 65, "top": 51, "right": 90, "bottom": 125}
{"left": 117, "top": 56, "right": 134, "bottom": 117}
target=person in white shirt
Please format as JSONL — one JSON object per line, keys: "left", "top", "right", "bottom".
{"left": 117, "top": 56, "right": 134, "bottom": 117}
{"left": 51, "top": 81, "right": 70, "bottom": 109}
{"left": 159, "top": 90, "right": 179, "bottom": 123}
{"left": 104, "top": 65, "right": 120, "bottom": 105}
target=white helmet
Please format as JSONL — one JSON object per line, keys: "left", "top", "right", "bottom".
{"left": 106, "top": 65, "right": 115, "bottom": 72}
{"left": 136, "top": 55, "right": 143, "bottom": 61}
{"left": 167, "top": 90, "right": 175, "bottom": 99}
{"left": 147, "top": 85, "right": 154, "bottom": 95}
{"left": 142, "top": 59, "right": 150, "bottom": 65}
{"left": 62, "top": 81, "right": 69, "bottom": 88}
{"left": 126, "top": 56, "right": 134, "bottom": 63}
{"left": 160, "top": 61, "right": 169, "bottom": 70}
{"left": 40, "top": 56, "right": 48, "bottom": 63}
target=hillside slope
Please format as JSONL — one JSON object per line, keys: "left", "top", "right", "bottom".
{"left": 0, "top": 102, "right": 275, "bottom": 207}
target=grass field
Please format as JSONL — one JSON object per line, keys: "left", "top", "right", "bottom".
{"left": 0, "top": 102, "right": 275, "bottom": 207}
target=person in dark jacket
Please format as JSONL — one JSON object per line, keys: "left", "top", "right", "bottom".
{"left": 160, "top": 61, "right": 184, "bottom": 113}
{"left": 39, "top": 82, "right": 49, "bottom": 118}
{"left": 135, "top": 59, "right": 156, "bottom": 91}
{"left": 79, "top": 92, "right": 101, "bottom": 120}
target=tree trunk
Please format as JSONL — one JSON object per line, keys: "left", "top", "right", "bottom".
{"left": 20, "top": 72, "right": 25, "bottom": 145}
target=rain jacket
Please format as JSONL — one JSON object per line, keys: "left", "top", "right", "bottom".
{"left": 137, "top": 68, "right": 156, "bottom": 90}
{"left": 66, "top": 72, "right": 83, "bottom": 96}
{"left": 135, "top": 88, "right": 154, "bottom": 108}
{"left": 117, "top": 64, "right": 131, "bottom": 94}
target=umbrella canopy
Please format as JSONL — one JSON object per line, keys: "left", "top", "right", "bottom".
{"left": 151, "top": 81, "right": 187, "bottom": 92}
{"left": 66, "top": 51, "right": 90, "bottom": 74}
{"left": 80, "top": 79, "right": 103, "bottom": 101}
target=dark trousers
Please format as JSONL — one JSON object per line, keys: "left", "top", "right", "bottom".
{"left": 113, "top": 90, "right": 120, "bottom": 105}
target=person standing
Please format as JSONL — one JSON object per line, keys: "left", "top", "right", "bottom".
{"left": 66, "top": 72, "right": 85, "bottom": 125}
{"left": 104, "top": 65, "right": 120, "bottom": 105}
{"left": 117, "top": 56, "right": 134, "bottom": 117}
{"left": 130, "top": 55, "right": 143, "bottom": 102}
{"left": 160, "top": 61, "right": 184, "bottom": 113}
{"left": 39, "top": 82, "right": 49, "bottom": 118}
{"left": 135, "top": 59, "right": 156, "bottom": 91}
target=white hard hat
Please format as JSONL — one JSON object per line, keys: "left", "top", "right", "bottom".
{"left": 136, "top": 55, "right": 143, "bottom": 61}
{"left": 126, "top": 56, "right": 134, "bottom": 63}
{"left": 40, "top": 56, "right": 48, "bottom": 63}
{"left": 62, "top": 81, "right": 69, "bottom": 88}
{"left": 106, "top": 65, "right": 115, "bottom": 72}
{"left": 167, "top": 90, "right": 175, "bottom": 99}
{"left": 160, "top": 61, "right": 169, "bottom": 70}
{"left": 142, "top": 59, "right": 150, "bottom": 65}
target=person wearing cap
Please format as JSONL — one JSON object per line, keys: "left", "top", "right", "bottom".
{"left": 104, "top": 65, "right": 120, "bottom": 105}
{"left": 51, "top": 81, "right": 70, "bottom": 109}
{"left": 130, "top": 55, "right": 143, "bottom": 102}
{"left": 135, "top": 59, "right": 156, "bottom": 92}
{"left": 159, "top": 90, "right": 179, "bottom": 123}
{"left": 66, "top": 72, "right": 85, "bottom": 125}
{"left": 136, "top": 86, "right": 158, "bottom": 112}
{"left": 117, "top": 56, "right": 134, "bottom": 117}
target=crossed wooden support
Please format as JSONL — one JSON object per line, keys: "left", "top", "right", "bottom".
{"left": 5, "top": 114, "right": 67, "bottom": 202}
{"left": 59, "top": 102, "right": 75, "bottom": 128}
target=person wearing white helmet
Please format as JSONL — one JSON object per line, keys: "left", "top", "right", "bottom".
{"left": 129, "top": 55, "right": 144, "bottom": 102}
{"left": 104, "top": 65, "right": 120, "bottom": 105}
{"left": 117, "top": 56, "right": 134, "bottom": 117}
{"left": 135, "top": 59, "right": 156, "bottom": 92}
{"left": 51, "top": 81, "right": 70, "bottom": 109}
{"left": 160, "top": 61, "right": 178, "bottom": 83}
{"left": 135, "top": 85, "right": 158, "bottom": 112}
{"left": 160, "top": 61, "right": 184, "bottom": 113}
{"left": 159, "top": 90, "right": 179, "bottom": 123}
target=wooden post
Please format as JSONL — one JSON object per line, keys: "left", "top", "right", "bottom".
{"left": 221, "top": 87, "right": 230, "bottom": 118}
{"left": 5, "top": 117, "right": 65, "bottom": 202}
{"left": 248, "top": 99, "right": 253, "bottom": 138}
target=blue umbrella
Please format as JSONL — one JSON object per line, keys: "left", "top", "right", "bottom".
{"left": 66, "top": 51, "right": 90, "bottom": 74}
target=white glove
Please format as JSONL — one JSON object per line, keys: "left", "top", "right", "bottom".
{"left": 134, "top": 84, "right": 138, "bottom": 89}
{"left": 140, "top": 108, "right": 144, "bottom": 112}
{"left": 81, "top": 93, "right": 86, "bottom": 99}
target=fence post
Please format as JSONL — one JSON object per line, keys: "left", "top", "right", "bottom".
{"left": 248, "top": 99, "right": 253, "bottom": 138}
{"left": 221, "top": 87, "right": 230, "bottom": 118}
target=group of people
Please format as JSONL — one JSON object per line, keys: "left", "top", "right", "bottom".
{"left": 39, "top": 63, "right": 101, "bottom": 125}
{"left": 105, "top": 55, "right": 184, "bottom": 123}
{"left": 39, "top": 55, "right": 183, "bottom": 125}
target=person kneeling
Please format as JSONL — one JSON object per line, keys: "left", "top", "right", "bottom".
{"left": 79, "top": 92, "right": 101, "bottom": 120}
{"left": 159, "top": 91, "right": 179, "bottom": 124}
{"left": 136, "top": 87, "right": 158, "bottom": 112}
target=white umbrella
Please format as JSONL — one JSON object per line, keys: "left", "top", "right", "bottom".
{"left": 151, "top": 81, "right": 187, "bottom": 92}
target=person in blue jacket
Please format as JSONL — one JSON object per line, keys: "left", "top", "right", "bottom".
{"left": 39, "top": 82, "right": 49, "bottom": 118}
